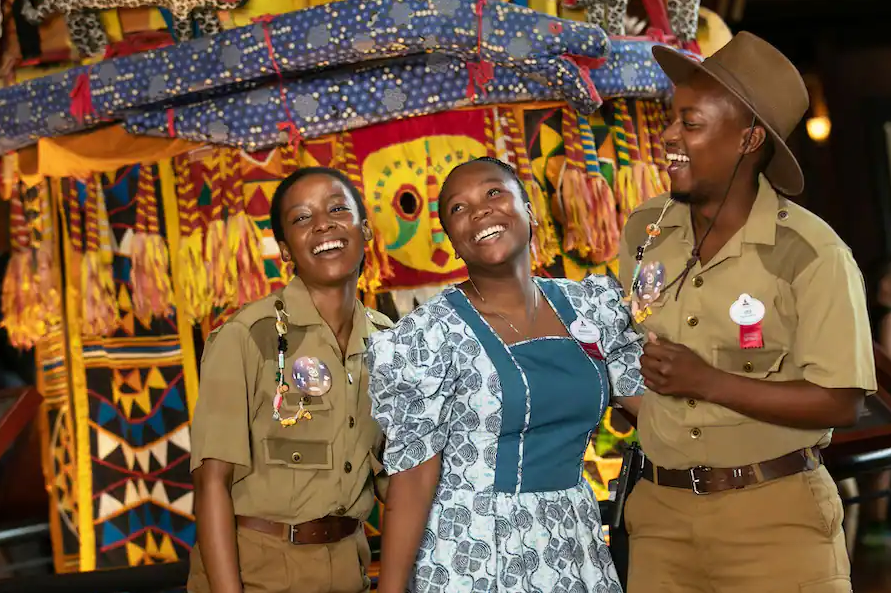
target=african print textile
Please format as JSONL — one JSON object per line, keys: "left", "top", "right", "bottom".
{"left": 0, "top": 0, "right": 615, "bottom": 152}
{"left": 348, "top": 109, "right": 494, "bottom": 291}
{"left": 56, "top": 166, "right": 198, "bottom": 571}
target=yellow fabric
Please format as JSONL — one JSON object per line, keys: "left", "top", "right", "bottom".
{"left": 19, "top": 126, "right": 202, "bottom": 187}
{"left": 158, "top": 159, "right": 201, "bottom": 419}
{"left": 697, "top": 7, "right": 733, "bottom": 57}
{"left": 53, "top": 178, "right": 95, "bottom": 571}
{"left": 618, "top": 178, "right": 877, "bottom": 470}
{"left": 225, "top": 0, "right": 307, "bottom": 27}
{"left": 99, "top": 10, "right": 125, "bottom": 43}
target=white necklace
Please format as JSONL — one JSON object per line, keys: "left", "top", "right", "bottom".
{"left": 468, "top": 277, "right": 540, "bottom": 336}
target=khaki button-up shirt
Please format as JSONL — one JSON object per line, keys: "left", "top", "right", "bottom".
{"left": 619, "top": 178, "right": 877, "bottom": 470}
{"left": 190, "top": 277, "right": 393, "bottom": 524}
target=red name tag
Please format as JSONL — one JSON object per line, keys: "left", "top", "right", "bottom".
{"left": 739, "top": 322, "right": 763, "bottom": 349}
{"left": 580, "top": 341, "right": 604, "bottom": 360}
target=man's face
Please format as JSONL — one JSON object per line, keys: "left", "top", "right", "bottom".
{"left": 663, "top": 72, "right": 756, "bottom": 204}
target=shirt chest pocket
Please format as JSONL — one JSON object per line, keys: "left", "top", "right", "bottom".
{"left": 263, "top": 437, "right": 333, "bottom": 471}
{"left": 713, "top": 347, "right": 788, "bottom": 379}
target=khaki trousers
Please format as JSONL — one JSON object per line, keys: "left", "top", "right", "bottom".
{"left": 625, "top": 466, "right": 851, "bottom": 593}
{"left": 187, "top": 525, "right": 372, "bottom": 593}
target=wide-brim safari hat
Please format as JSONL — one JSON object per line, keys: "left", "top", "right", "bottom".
{"left": 652, "top": 31, "right": 809, "bottom": 196}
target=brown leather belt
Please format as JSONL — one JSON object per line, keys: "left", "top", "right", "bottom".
{"left": 236, "top": 515, "right": 359, "bottom": 545}
{"left": 642, "top": 446, "right": 822, "bottom": 495}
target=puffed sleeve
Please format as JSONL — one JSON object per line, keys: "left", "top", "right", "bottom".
{"left": 366, "top": 310, "right": 456, "bottom": 475}
{"left": 190, "top": 321, "right": 260, "bottom": 483}
{"left": 581, "top": 275, "right": 646, "bottom": 398}
{"left": 792, "top": 246, "right": 877, "bottom": 394}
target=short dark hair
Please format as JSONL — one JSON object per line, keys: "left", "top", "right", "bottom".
{"left": 269, "top": 167, "right": 367, "bottom": 244}
{"left": 441, "top": 156, "right": 530, "bottom": 205}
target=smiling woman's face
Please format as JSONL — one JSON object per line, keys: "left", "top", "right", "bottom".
{"left": 439, "top": 161, "right": 530, "bottom": 269}
{"left": 277, "top": 173, "right": 367, "bottom": 286}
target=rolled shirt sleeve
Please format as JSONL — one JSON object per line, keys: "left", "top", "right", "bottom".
{"left": 792, "top": 246, "right": 877, "bottom": 393}
{"left": 189, "top": 322, "right": 259, "bottom": 483}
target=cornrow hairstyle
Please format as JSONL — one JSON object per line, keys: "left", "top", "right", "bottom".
{"left": 269, "top": 166, "right": 367, "bottom": 244}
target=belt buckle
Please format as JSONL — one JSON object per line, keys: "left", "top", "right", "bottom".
{"left": 288, "top": 524, "right": 299, "bottom": 544}
{"left": 690, "top": 465, "right": 711, "bottom": 495}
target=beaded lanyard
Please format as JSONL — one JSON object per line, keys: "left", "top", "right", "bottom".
{"left": 272, "top": 299, "right": 312, "bottom": 427}
{"left": 627, "top": 198, "right": 674, "bottom": 322}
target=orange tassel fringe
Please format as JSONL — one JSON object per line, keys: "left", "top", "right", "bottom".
{"left": 223, "top": 148, "right": 268, "bottom": 308}
{"left": 130, "top": 163, "right": 174, "bottom": 327}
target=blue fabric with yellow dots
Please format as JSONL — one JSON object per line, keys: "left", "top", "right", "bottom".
{"left": 0, "top": 0, "right": 616, "bottom": 151}
{"left": 122, "top": 40, "right": 673, "bottom": 151}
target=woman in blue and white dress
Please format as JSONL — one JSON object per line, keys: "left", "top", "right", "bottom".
{"left": 368, "top": 157, "right": 645, "bottom": 593}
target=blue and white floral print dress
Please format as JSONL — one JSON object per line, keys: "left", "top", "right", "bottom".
{"left": 367, "top": 275, "right": 644, "bottom": 593}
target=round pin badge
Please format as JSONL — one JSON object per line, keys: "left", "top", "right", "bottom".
{"left": 570, "top": 318, "right": 601, "bottom": 344}
{"left": 292, "top": 357, "right": 332, "bottom": 396}
{"left": 729, "top": 294, "right": 765, "bottom": 326}
{"left": 635, "top": 261, "right": 666, "bottom": 303}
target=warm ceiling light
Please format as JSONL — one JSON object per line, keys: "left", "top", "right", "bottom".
{"left": 807, "top": 116, "right": 831, "bottom": 143}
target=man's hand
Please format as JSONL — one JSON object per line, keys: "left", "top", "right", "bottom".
{"left": 641, "top": 332, "right": 720, "bottom": 400}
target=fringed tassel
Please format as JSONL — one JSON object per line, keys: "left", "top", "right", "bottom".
{"left": 130, "top": 163, "right": 174, "bottom": 327}
{"left": 561, "top": 108, "right": 601, "bottom": 262}
{"left": 609, "top": 100, "right": 643, "bottom": 227}
{"left": 579, "top": 114, "right": 621, "bottom": 262}
{"left": 173, "top": 154, "right": 211, "bottom": 324}
{"left": 0, "top": 192, "right": 40, "bottom": 348}
{"left": 205, "top": 148, "right": 231, "bottom": 308}
{"left": 336, "top": 132, "right": 393, "bottom": 295}
{"left": 81, "top": 176, "right": 120, "bottom": 337}
{"left": 223, "top": 149, "right": 268, "bottom": 309}
{"left": 646, "top": 101, "right": 672, "bottom": 191}
{"left": 503, "top": 109, "right": 560, "bottom": 270}
{"left": 636, "top": 101, "right": 667, "bottom": 198}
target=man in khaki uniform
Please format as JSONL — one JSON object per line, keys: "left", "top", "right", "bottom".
{"left": 618, "top": 33, "right": 876, "bottom": 592}
{"left": 188, "top": 167, "right": 393, "bottom": 593}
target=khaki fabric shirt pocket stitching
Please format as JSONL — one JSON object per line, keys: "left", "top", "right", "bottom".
{"left": 280, "top": 391, "right": 332, "bottom": 413}
{"left": 263, "top": 438, "right": 334, "bottom": 470}
{"left": 798, "top": 576, "right": 852, "bottom": 593}
{"left": 713, "top": 347, "right": 788, "bottom": 379}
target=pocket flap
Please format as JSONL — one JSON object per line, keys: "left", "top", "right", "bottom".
{"left": 714, "top": 348, "right": 788, "bottom": 377}
{"left": 282, "top": 391, "right": 332, "bottom": 413}
{"left": 263, "top": 438, "right": 333, "bottom": 470}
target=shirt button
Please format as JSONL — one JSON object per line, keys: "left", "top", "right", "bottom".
{"left": 348, "top": 372, "right": 354, "bottom": 384}
{"left": 687, "top": 399, "right": 697, "bottom": 408}
{"left": 686, "top": 316, "right": 699, "bottom": 327}
{"left": 334, "top": 505, "right": 347, "bottom": 516}
{"left": 778, "top": 210, "right": 789, "bottom": 221}
{"left": 692, "top": 276, "right": 703, "bottom": 288}
{"left": 690, "top": 428, "right": 702, "bottom": 439}
{"left": 349, "top": 416, "right": 355, "bottom": 428}
{"left": 344, "top": 461, "right": 352, "bottom": 473}
{"left": 743, "top": 361, "right": 754, "bottom": 373}
{"left": 291, "top": 452, "right": 303, "bottom": 464}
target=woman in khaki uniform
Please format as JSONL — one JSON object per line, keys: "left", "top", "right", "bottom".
{"left": 188, "top": 167, "right": 392, "bottom": 593}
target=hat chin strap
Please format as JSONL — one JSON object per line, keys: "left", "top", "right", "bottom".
{"left": 663, "top": 115, "right": 758, "bottom": 301}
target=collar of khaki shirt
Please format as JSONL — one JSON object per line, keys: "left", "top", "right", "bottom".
{"left": 282, "top": 276, "right": 372, "bottom": 359}
{"left": 658, "top": 176, "right": 781, "bottom": 259}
